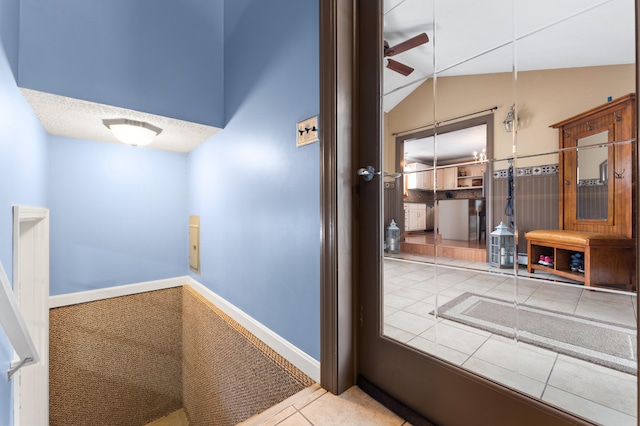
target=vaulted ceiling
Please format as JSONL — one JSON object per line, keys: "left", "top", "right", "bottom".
{"left": 383, "top": 0, "right": 635, "bottom": 112}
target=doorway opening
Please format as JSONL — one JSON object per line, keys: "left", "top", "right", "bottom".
{"left": 388, "top": 114, "right": 494, "bottom": 267}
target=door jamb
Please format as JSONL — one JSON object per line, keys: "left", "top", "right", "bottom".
{"left": 12, "top": 205, "right": 49, "bottom": 426}
{"left": 319, "top": 0, "right": 357, "bottom": 394}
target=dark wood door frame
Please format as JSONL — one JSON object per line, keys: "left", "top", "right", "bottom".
{"left": 321, "top": 1, "right": 638, "bottom": 423}
{"left": 319, "top": 0, "right": 357, "bottom": 394}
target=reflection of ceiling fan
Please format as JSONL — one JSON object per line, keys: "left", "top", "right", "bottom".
{"left": 384, "top": 33, "right": 429, "bottom": 76}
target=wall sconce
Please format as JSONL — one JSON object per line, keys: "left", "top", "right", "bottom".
{"left": 473, "top": 148, "right": 487, "bottom": 163}
{"left": 503, "top": 105, "right": 520, "bottom": 132}
{"left": 103, "top": 118, "right": 162, "bottom": 147}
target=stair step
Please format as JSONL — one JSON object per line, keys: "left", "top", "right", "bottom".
{"left": 145, "top": 409, "right": 188, "bottom": 426}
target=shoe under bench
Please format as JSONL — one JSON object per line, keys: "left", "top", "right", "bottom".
{"left": 525, "top": 230, "right": 636, "bottom": 292}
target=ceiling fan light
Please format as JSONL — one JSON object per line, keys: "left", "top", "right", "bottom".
{"left": 103, "top": 118, "right": 162, "bottom": 147}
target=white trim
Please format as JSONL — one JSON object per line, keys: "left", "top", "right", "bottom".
{"left": 49, "top": 277, "right": 321, "bottom": 383}
{"left": 49, "top": 276, "right": 188, "bottom": 308}
{"left": 12, "top": 205, "right": 50, "bottom": 426}
{"left": 0, "top": 261, "right": 39, "bottom": 371}
{"left": 187, "top": 278, "right": 320, "bottom": 383}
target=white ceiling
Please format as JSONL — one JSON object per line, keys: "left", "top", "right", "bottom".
{"left": 383, "top": 0, "right": 635, "bottom": 112}
{"left": 21, "top": 89, "right": 221, "bottom": 153}
{"left": 405, "top": 124, "right": 487, "bottom": 164}
{"left": 385, "top": 0, "right": 635, "bottom": 163}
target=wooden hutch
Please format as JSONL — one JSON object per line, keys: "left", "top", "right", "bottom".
{"left": 525, "top": 94, "right": 636, "bottom": 291}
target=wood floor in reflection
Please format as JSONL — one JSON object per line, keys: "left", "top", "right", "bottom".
{"left": 401, "top": 231, "right": 486, "bottom": 262}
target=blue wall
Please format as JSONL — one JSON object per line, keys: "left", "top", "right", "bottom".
{"left": 0, "top": 4, "right": 49, "bottom": 419}
{"left": 48, "top": 137, "right": 188, "bottom": 295}
{"left": 188, "top": 0, "right": 320, "bottom": 360}
{"left": 0, "top": 0, "right": 320, "bottom": 421}
{"left": 18, "top": 0, "right": 225, "bottom": 127}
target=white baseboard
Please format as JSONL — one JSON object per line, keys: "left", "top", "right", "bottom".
{"left": 187, "top": 278, "right": 320, "bottom": 383}
{"left": 49, "top": 276, "right": 321, "bottom": 383}
{"left": 49, "top": 276, "right": 188, "bottom": 308}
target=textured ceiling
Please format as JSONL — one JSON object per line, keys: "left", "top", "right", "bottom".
{"left": 21, "top": 88, "right": 221, "bottom": 153}
{"left": 383, "top": 0, "right": 635, "bottom": 112}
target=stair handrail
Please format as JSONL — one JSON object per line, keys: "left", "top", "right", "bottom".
{"left": 0, "top": 260, "right": 39, "bottom": 379}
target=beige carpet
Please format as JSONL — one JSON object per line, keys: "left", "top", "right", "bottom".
{"left": 182, "top": 286, "right": 315, "bottom": 425}
{"left": 435, "top": 292, "right": 638, "bottom": 375}
{"left": 50, "top": 288, "right": 183, "bottom": 426}
{"left": 50, "top": 286, "right": 315, "bottom": 425}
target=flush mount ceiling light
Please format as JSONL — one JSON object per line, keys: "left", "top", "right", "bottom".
{"left": 102, "top": 118, "right": 163, "bottom": 147}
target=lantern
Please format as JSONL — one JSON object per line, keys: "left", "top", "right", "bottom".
{"left": 489, "top": 222, "right": 514, "bottom": 268}
{"left": 386, "top": 220, "right": 400, "bottom": 254}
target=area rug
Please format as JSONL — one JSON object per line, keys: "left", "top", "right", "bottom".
{"left": 434, "top": 292, "right": 637, "bottom": 375}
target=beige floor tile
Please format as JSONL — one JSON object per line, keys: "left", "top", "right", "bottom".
{"left": 402, "top": 300, "right": 435, "bottom": 319}
{"left": 384, "top": 306, "right": 399, "bottom": 318}
{"left": 447, "top": 280, "right": 497, "bottom": 295}
{"left": 543, "top": 386, "right": 637, "bottom": 426}
{"left": 241, "top": 385, "right": 323, "bottom": 426}
{"left": 390, "top": 286, "right": 433, "bottom": 301}
{"left": 255, "top": 406, "right": 299, "bottom": 426}
{"left": 574, "top": 292, "right": 636, "bottom": 327}
{"left": 383, "top": 324, "right": 417, "bottom": 343}
{"left": 462, "top": 357, "right": 546, "bottom": 398}
{"left": 145, "top": 409, "right": 189, "bottom": 426}
{"left": 400, "top": 271, "right": 438, "bottom": 282}
{"left": 299, "top": 386, "right": 405, "bottom": 426}
{"left": 385, "top": 310, "right": 436, "bottom": 335}
{"left": 383, "top": 282, "right": 405, "bottom": 294}
{"left": 407, "top": 335, "right": 469, "bottom": 365}
{"left": 482, "top": 287, "right": 531, "bottom": 303}
{"left": 437, "top": 287, "right": 468, "bottom": 299}
{"left": 275, "top": 412, "right": 313, "bottom": 425}
{"left": 472, "top": 336, "right": 557, "bottom": 383}
{"left": 546, "top": 355, "right": 637, "bottom": 416}
{"left": 384, "top": 293, "right": 419, "bottom": 310}
{"left": 293, "top": 387, "right": 328, "bottom": 411}
{"left": 419, "top": 321, "right": 489, "bottom": 355}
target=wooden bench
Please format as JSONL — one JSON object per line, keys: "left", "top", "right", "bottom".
{"left": 525, "top": 230, "right": 636, "bottom": 291}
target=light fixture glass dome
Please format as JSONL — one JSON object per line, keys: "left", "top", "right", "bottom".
{"left": 103, "top": 118, "right": 162, "bottom": 147}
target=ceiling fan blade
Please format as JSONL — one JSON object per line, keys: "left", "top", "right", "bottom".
{"left": 387, "top": 59, "right": 414, "bottom": 76}
{"left": 385, "top": 32, "right": 429, "bottom": 57}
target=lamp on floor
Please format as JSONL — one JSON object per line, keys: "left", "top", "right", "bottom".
{"left": 489, "top": 222, "right": 514, "bottom": 268}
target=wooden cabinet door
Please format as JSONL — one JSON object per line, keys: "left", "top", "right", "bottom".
{"left": 422, "top": 169, "right": 434, "bottom": 190}
{"left": 437, "top": 167, "right": 457, "bottom": 189}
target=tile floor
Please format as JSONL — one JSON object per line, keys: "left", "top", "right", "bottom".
{"left": 383, "top": 255, "right": 638, "bottom": 426}
{"left": 148, "top": 254, "right": 637, "bottom": 426}
{"left": 147, "top": 385, "right": 411, "bottom": 425}
{"left": 242, "top": 384, "right": 411, "bottom": 426}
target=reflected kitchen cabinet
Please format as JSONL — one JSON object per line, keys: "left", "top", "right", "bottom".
{"left": 404, "top": 203, "right": 428, "bottom": 231}
{"left": 405, "top": 162, "right": 433, "bottom": 190}
{"left": 457, "top": 163, "right": 485, "bottom": 189}
{"left": 436, "top": 167, "right": 457, "bottom": 190}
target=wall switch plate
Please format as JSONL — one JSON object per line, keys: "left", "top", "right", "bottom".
{"left": 297, "top": 116, "right": 319, "bottom": 147}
